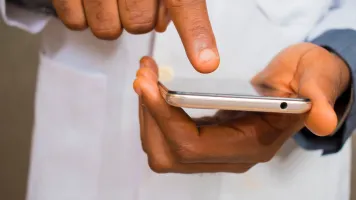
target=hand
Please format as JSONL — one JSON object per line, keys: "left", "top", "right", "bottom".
{"left": 133, "top": 43, "right": 350, "bottom": 173}
{"left": 53, "top": 0, "right": 220, "bottom": 73}
{"left": 251, "top": 42, "right": 350, "bottom": 136}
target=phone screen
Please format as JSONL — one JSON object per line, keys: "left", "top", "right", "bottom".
{"left": 160, "top": 78, "right": 309, "bottom": 101}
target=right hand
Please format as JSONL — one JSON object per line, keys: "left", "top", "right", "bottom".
{"left": 53, "top": 0, "right": 220, "bottom": 73}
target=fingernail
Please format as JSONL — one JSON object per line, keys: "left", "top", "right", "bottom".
{"left": 199, "top": 49, "right": 216, "bottom": 62}
{"left": 198, "top": 49, "right": 220, "bottom": 73}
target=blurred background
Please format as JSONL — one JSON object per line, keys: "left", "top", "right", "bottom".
{"left": 1, "top": 18, "right": 356, "bottom": 200}
{"left": 0, "top": 18, "right": 39, "bottom": 200}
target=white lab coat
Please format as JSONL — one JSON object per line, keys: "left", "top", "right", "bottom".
{"left": 1, "top": 0, "right": 354, "bottom": 200}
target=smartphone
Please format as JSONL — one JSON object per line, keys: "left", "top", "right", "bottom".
{"left": 158, "top": 78, "right": 311, "bottom": 114}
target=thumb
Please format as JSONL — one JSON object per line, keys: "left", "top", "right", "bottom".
{"left": 294, "top": 47, "right": 351, "bottom": 136}
{"left": 300, "top": 81, "right": 338, "bottom": 136}
{"left": 165, "top": 0, "right": 219, "bottom": 73}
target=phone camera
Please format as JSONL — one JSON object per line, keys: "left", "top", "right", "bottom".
{"left": 280, "top": 102, "right": 288, "bottom": 109}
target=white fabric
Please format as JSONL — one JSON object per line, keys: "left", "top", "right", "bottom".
{"left": 0, "top": 0, "right": 353, "bottom": 200}
{"left": 28, "top": 26, "right": 155, "bottom": 200}
{"left": 308, "top": 0, "right": 356, "bottom": 40}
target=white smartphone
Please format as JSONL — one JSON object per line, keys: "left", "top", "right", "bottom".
{"left": 158, "top": 78, "right": 312, "bottom": 114}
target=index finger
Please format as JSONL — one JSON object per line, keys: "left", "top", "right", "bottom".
{"left": 165, "top": 0, "right": 219, "bottom": 73}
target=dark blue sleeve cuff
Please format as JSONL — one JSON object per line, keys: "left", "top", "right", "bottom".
{"left": 294, "top": 29, "right": 356, "bottom": 155}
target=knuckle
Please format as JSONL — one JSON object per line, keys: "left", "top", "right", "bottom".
{"left": 124, "top": 12, "right": 156, "bottom": 34}
{"left": 92, "top": 28, "right": 122, "bottom": 40}
{"left": 147, "top": 156, "right": 174, "bottom": 174}
{"left": 90, "top": 11, "right": 122, "bottom": 40}
{"left": 53, "top": 0, "right": 71, "bottom": 13}
{"left": 53, "top": 0, "right": 87, "bottom": 30}
{"left": 257, "top": 151, "right": 274, "bottom": 163}
{"left": 94, "top": 10, "right": 116, "bottom": 25}
{"left": 174, "top": 143, "right": 201, "bottom": 163}
{"left": 236, "top": 165, "right": 253, "bottom": 173}
{"left": 166, "top": 0, "right": 211, "bottom": 39}
{"left": 84, "top": 0, "right": 104, "bottom": 11}
{"left": 188, "top": 16, "right": 210, "bottom": 39}
{"left": 166, "top": 0, "right": 205, "bottom": 8}
{"left": 84, "top": 0, "right": 121, "bottom": 39}
{"left": 64, "top": 20, "right": 87, "bottom": 30}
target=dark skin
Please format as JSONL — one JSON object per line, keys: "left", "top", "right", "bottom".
{"left": 52, "top": 0, "right": 220, "bottom": 73}
{"left": 133, "top": 42, "right": 351, "bottom": 173}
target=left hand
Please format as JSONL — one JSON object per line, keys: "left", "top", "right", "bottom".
{"left": 133, "top": 43, "right": 350, "bottom": 173}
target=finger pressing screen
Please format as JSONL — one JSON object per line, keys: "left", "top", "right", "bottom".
{"left": 52, "top": 0, "right": 87, "bottom": 30}
{"left": 83, "top": 0, "right": 122, "bottom": 39}
{"left": 118, "top": 0, "right": 158, "bottom": 34}
{"left": 165, "top": 0, "right": 219, "bottom": 73}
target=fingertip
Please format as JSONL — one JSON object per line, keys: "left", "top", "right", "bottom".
{"left": 305, "top": 103, "right": 338, "bottom": 136}
{"left": 140, "top": 56, "right": 153, "bottom": 65}
{"left": 133, "top": 79, "right": 142, "bottom": 96}
{"left": 140, "top": 56, "right": 159, "bottom": 75}
{"left": 194, "top": 49, "right": 220, "bottom": 73}
{"left": 136, "top": 67, "right": 158, "bottom": 82}
{"left": 250, "top": 73, "right": 262, "bottom": 85}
